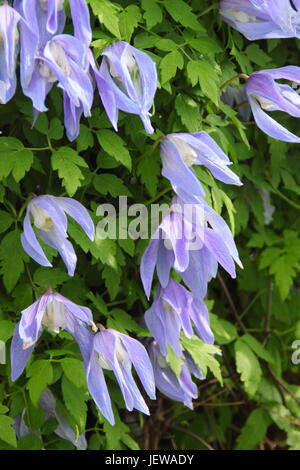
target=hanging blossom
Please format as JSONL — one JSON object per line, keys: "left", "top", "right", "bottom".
{"left": 145, "top": 279, "right": 214, "bottom": 357}
{"left": 148, "top": 341, "right": 204, "bottom": 409}
{"left": 14, "top": 0, "right": 93, "bottom": 141}
{"left": 221, "top": 86, "right": 252, "bottom": 122}
{"left": 14, "top": 389, "right": 87, "bottom": 450}
{"left": 245, "top": 66, "right": 300, "bottom": 143}
{"left": 161, "top": 132, "right": 242, "bottom": 205}
{"left": 219, "top": 0, "right": 300, "bottom": 40}
{"left": 0, "top": 3, "right": 21, "bottom": 103}
{"left": 94, "top": 41, "right": 157, "bottom": 134}
{"left": 10, "top": 291, "right": 97, "bottom": 382}
{"left": 21, "top": 195, "right": 95, "bottom": 276}
{"left": 140, "top": 197, "right": 242, "bottom": 299}
{"left": 86, "top": 328, "right": 156, "bottom": 425}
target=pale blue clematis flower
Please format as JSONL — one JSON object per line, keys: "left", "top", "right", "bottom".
{"left": 10, "top": 291, "right": 97, "bottom": 382}
{"left": 221, "top": 86, "right": 252, "bottom": 122}
{"left": 149, "top": 341, "right": 204, "bottom": 409}
{"left": 0, "top": 3, "right": 21, "bottom": 103}
{"left": 145, "top": 279, "right": 214, "bottom": 357}
{"left": 245, "top": 66, "right": 300, "bottom": 142}
{"left": 94, "top": 41, "right": 157, "bottom": 133}
{"left": 140, "top": 197, "right": 242, "bottom": 299}
{"left": 220, "top": 0, "right": 300, "bottom": 40}
{"left": 86, "top": 328, "right": 156, "bottom": 425}
{"left": 14, "top": 389, "right": 87, "bottom": 450}
{"left": 161, "top": 132, "right": 242, "bottom": 205}
{"left": 21, "top": 195, "right": 95, "bottom": 276}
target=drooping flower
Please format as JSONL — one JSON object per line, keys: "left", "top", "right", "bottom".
{"left": 161, "top": 132, "right": 242, "bottom": 205}
{"left": 220, "top": 0, "right": 300, "bottom": 40}
{"left": 86, "top": 328, "right": 156, "bottom": 425}
{"left": 14, "top": 389, "right": 87, "bottom": 450}
{"left": 11, "top": 291, "right": 97, "bottom": 381}
{"left": 245, "top": 66, "right": 300, "bottom": 142}
{"left": 21, "top": 195, "right": 95, "bottom": 276}
{"left": 221, "top": 86, "right": 252, "bottom": 122}
{"left": 94, "top": 41, "right": 157, "bottom": 133}
{"left": 145, "top": 279, "right": 214, "bottom": 357}
{"left": 0, "top": 3, "right": 21, "bottom": 103}
{"left": 21, "top": 34, "right": 94, "bottom": 127}
{"left": 68, "top": 0, "right": 92, "bottom": 46}
{"left": 148, "top": 341, "right": 204, "bottom": 409}
{"left": 140, "top": 197, "right": 242, "bottom": 299}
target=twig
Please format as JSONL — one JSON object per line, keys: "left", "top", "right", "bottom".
{"left": 170, "top": 424, "right": 215, "bottom": 450}
{"left": 217, "top": 272, "right": 247, "bottom": 334}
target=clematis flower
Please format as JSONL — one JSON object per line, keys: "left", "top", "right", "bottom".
{"left": 140, "top": 197, "right": 242, "bottom": 299}
{"left": 221, "top": 86, "right": 252, "bottom": 122}
{"left": 220, "top": 0, "right": 300, "bottom": 40}
{"left": 94, "top": 41, "right": 157, "bottom": 133}
{"left": 21, "top": 195, "right": 95, "bottom": 276}
{"left": 245, "top": 66, "right": 300, "bottom": 142}
{"left": 161, "top": 132, "right": 242, "bottom": 205}
{"left": 86, "top": 328, "right": 156, "bottom": 425}
{"left": 10, "top": 291, "right": 97, "bottom": 382}
{"left": 21, "top": 34, "right": 93, "bottom": 121}
{"left": 145, "top": 279, "right": 214, "bottom": 357}
{"left": 0, "top": 3, "right": 21, "bottom": 103}
{"left": 14, "top": 389, "right": 87, "bottom": 450}
{"left": 149, "top": 341, "right": 204, "bottom": 409}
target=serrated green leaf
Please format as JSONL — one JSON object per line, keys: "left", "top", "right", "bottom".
{"left": 97, "top": 130, "right": 132, "bottom": 171}
{"left": 235, "top": 339, "right": 262, "bottom": 397}
{"left": 51, "top": 147, "right": 88, "bottom": 196}
{"left": 26, "top": 360, "right": 53, "bottom": 405}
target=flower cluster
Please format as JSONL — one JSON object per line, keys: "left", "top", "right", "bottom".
{"left": 140, "top": 132, "right": 242, "bottom": 408}
{"left": 220, "top": 3, "right": 300, "bottom": 142}
{"left": 1, "top": 1, "right": 157, "bottom": 140}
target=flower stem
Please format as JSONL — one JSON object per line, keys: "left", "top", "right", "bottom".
{"left": 220, "top": 73, "right": 249, "bottom": 91}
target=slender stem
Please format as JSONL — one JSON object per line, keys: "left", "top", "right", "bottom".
{"left": 145, "top": 187, "right": 173, "bottom": 206}
{"left": 220, "top": 73, "right": 249, "bottom": 91}
{"left": 217, "top": 272, "right": 247, "bottom": 334}
{"left": 170, "top": 423, "right": 215, "bottom": 450}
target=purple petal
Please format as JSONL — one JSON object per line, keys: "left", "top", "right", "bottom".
{"left": 55, "top": 197, "right": 95, "bottom": 241}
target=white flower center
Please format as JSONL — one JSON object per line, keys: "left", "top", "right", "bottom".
{"left": 48, "top": 41, "right": 71, "bottom": 75}
{"left": 42, "top": 299, "right": 67, "bottom": 333}
{"left": 253, "top": 94, "right": 275, "bottom": 110}
{"left": 109, "top": 46, "right": 142, "bottom": 99}
{"left": 30, "top": 204, "right": 54, "bottom": 231}
{"left": 98, "top": 337, "right": 130, "bottom": 370}
{"left": 170, "top": 137, "right": 198, "bottom": 167}
{"left": 230, "top": 9, "right": 257, "bottom": 23}
{"left": 39, "top": 0, "right": 64, "bottom": 12}
{"left": 39, "top": 61, "right": 57, "bottom": 82}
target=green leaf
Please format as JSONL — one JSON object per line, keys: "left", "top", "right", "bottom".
{"left": 0, "top": 320, "right": 15, "bottom": 342}
{"left": 0, "top": 415, "right": 17, "bottom": 448}
{"left": 165, "top": 345, "right": 184, "bottom": 378}
{"left": 187, "top": 60, "right": 220, "bottom": 105}
{"left": 0, "top": 211, "right": 13, "bottom": 233}
{"left": 119, "top": 5, "right": 142, "bottom": 42}
{"left": 164, "top": 0, "right": 205, "bottom": 32}
{"left": 33, "top": 267, "right": 69, "bottom": 289}
{"left": 61, "top": 375, "right": 87, "bottom": 434}
{"left": 48, "top": 117, "right": 64, "bottom": 140}
{"left": 26, "top": 360, "right": 53, "bottom": 406}
{"left": 97, "top": 130, "right": 132, "bottom": 171}
{"left": 160, "top": 50, "right": 184, "bottom": 84}
{"left": 245, "top": 44, "right": 272, "bottom": 66}
{"left": 235, "top": 338, "right": 262, "bottom": 397}
{"left": 0, "top": 230, "right": 27, "bottom": 293}
{"left": 93, "top": 173, "right": 132, "bottom": 197}
{"left": 181, "top": 335, "right": 223, "bottom": 385}
{"left": 235, "top": 408, "right": 271, "bottom": 450}
{"left": 0, "top": 137, "right": 33, "bottom": 182}
{"left": 51, "top": 147, "right": 88, "bottom": 196}
{"left": 210, "top": 313, "right": 237, "bottom": 345}
{"left": 175, "top": 94, "right": 201, "bottom": 132}
{"left": 103, "top": 265, "right": 121, "bottom": 300}
{"left": 88, "top": 0, "right": 121, "bottom": 38}
{"left": 141, "top": 0, "right": 162, "bottom": 29}
{"left": 136, "top": 147, "right": 161, "bottom": 197}
{"left": 61, "top": 358, "right": 86, "bottom": 389}
{"left": 241, "top": 334, "right": 274, "bottom": 364}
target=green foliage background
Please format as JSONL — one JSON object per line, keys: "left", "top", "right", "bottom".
{"left": 0, "top": 0, "right": 300, "bottom": 450}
